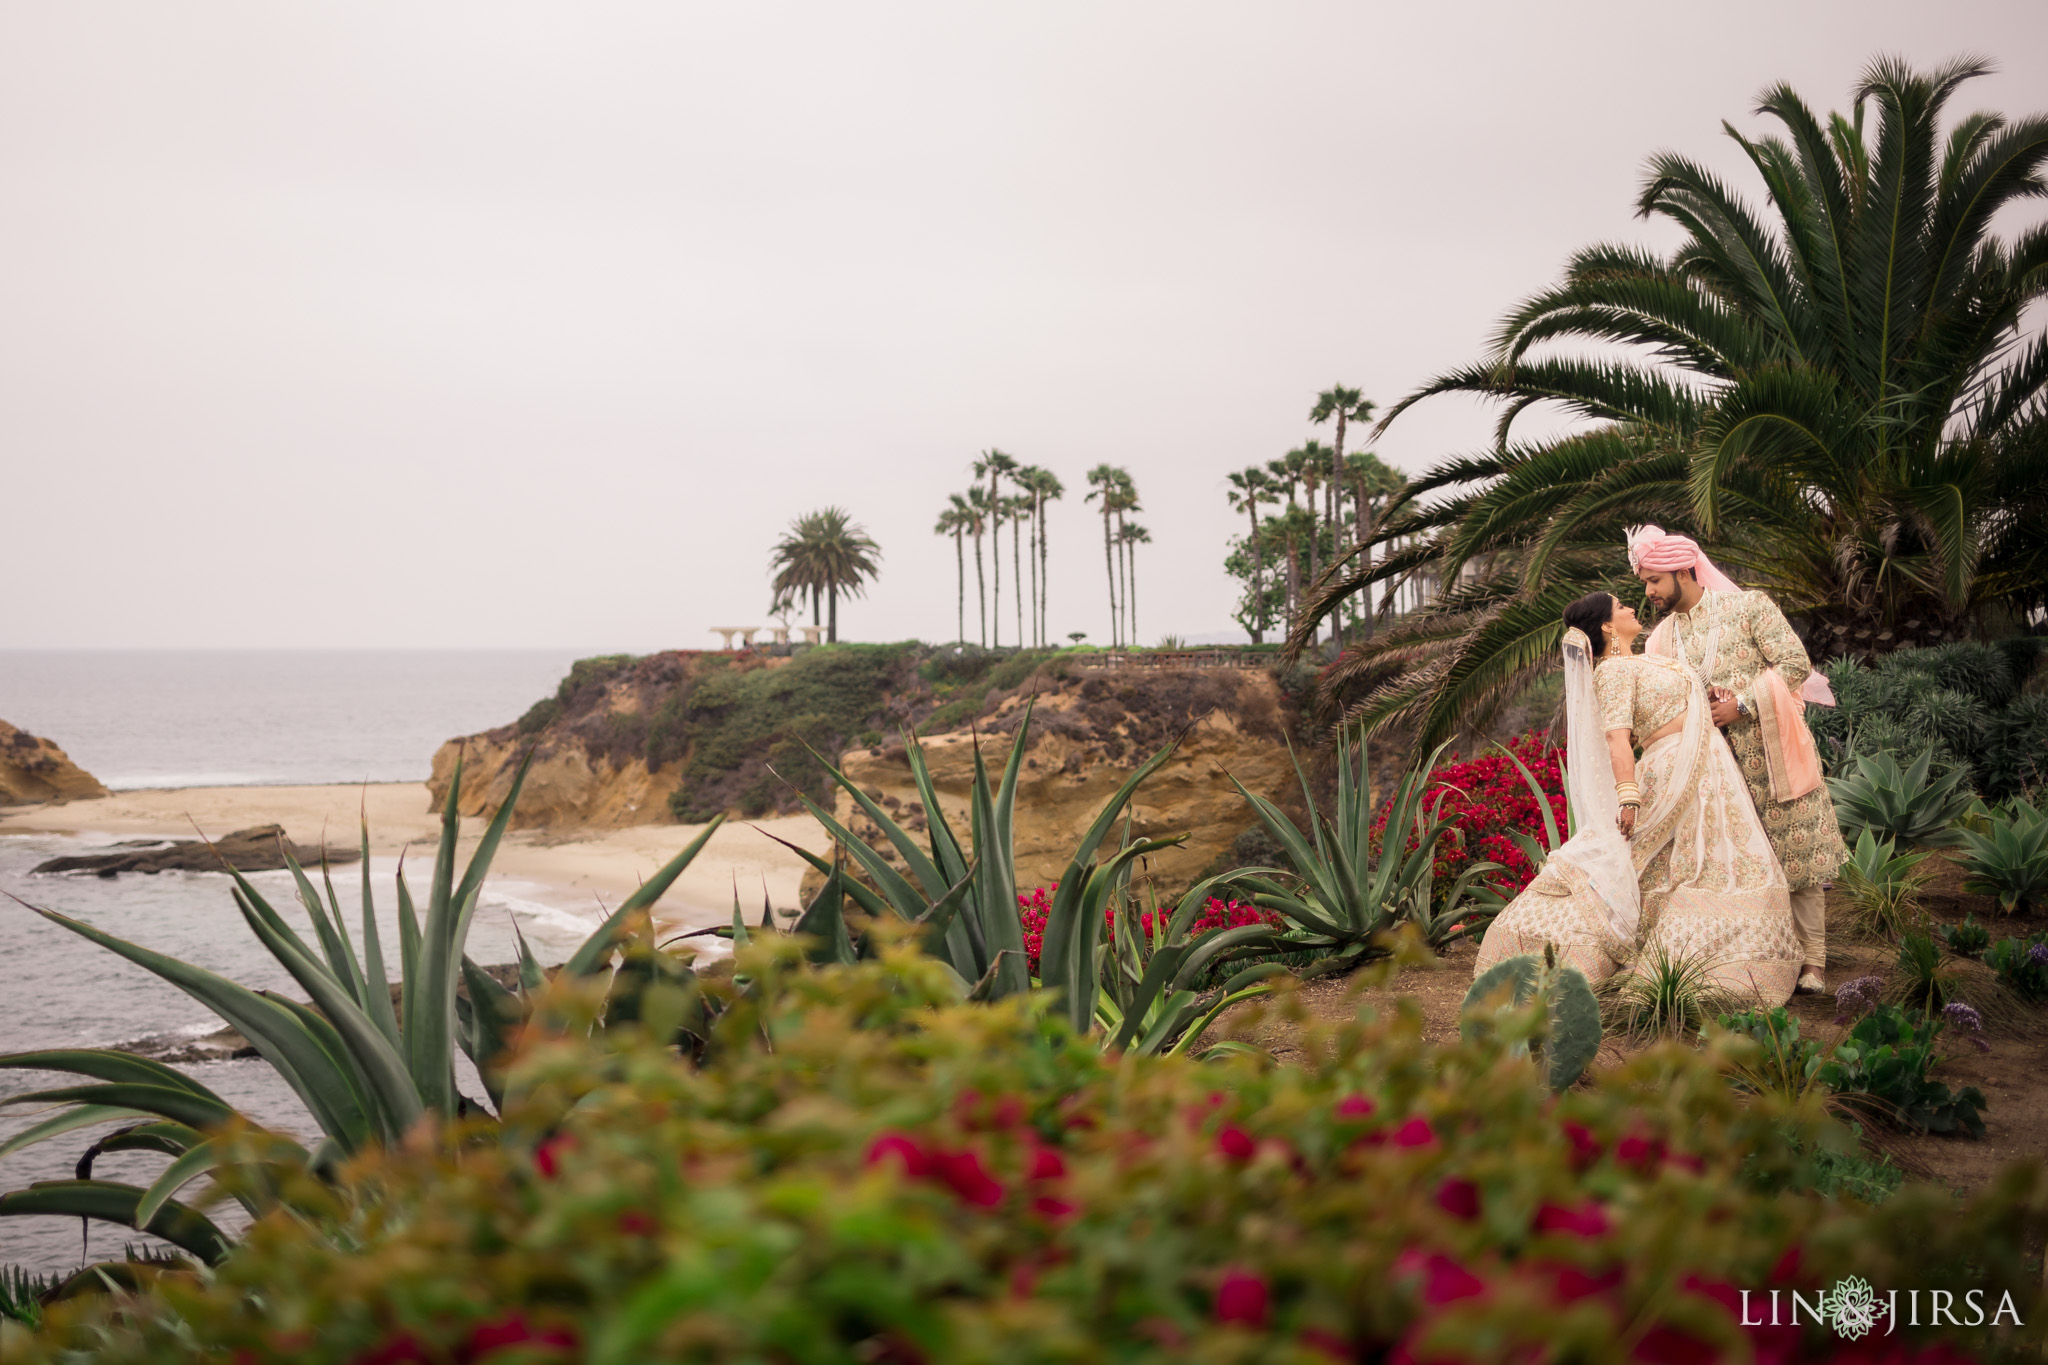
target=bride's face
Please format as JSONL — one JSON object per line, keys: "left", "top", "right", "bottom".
{"left": 1604, "top": 599, "right": 1643, "bottom": 653}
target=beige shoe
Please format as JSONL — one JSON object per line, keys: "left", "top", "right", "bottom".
{"left": 1796, "top": 970, "right": 1825, "bottom": 995}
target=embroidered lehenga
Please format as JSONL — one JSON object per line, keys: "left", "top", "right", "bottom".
{"left": 1473, "top": 630, "right": 1802, "bottom": 1005}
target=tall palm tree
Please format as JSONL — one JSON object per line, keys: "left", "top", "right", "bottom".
{"left": 1226, "top": 466, "right": 1274, "bottom": 643}
{"left": 769, "top": 507, "right": 882, "bottom": 645}
{"left": 1341, "top": 451, "right": 1404, "bottom": 642}
{"left": 1294, "top": 56, "right": 2048, "bottom": 749}
{"left": 1017, "top": 466, "right": 1064, "bottom": 646}
{"left": 935, "top": 497, "right": 973, "bottom": 644}
{"left": 1309, "top": 386, "right": 1378, "bottom": 567}
{"left": 1085, "top": 464, "right": 1128, "bottom": 647}
{"left": 1266, "top": 451, "right": 1310, "bottom": 621}
{"left": 1002, "top": 492, "right": 1033, "bottom": 648}
{"left": 1118, "top": 522, "right": 1152, "bottom": 643}
{"left": 974, "top": 449, "right": 1020, "bottom": 647}
{"left": 965, "top": 486, "right": 992, "bottom": 648}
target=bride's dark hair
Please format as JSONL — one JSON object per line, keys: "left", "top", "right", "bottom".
{"left": 1562, "top": 592, "right": 1616, "bottom": 659}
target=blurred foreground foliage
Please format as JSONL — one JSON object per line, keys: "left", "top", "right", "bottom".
{"left": 9, "top": 940, "right": 2044, "bottom": 1365}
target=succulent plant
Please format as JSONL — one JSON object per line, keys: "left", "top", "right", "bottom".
{"left": 1460, "top": 948, "right": 1601, "bottom": 1092}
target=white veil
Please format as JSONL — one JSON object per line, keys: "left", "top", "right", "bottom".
{"left": 1556, "top": 626, "right": 1640, "bottom": 942}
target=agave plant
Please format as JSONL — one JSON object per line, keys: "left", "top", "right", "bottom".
{"left": 1836, "top": 829, "right": 1933, "bottom": 939}
{"left": 0, "top": 754, "right": 726, "bottom": 1264}
{"left": 770, "top": 706, "right": 1289, "bottom": 1054}
{"left": 1828, "top": 749, "right": 1975, "bottom": 849}
{"left": 1228, "top": 734, "right": 1502, "bottom": 970}
{"left": 1956, "top": 797, "right": 2048, "bottom": 914}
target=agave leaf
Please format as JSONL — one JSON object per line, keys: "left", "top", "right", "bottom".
{"left": 1492, "top": 740, "right": 1562, "bottom": 853}
{"left": 19, "top": 904, "right": 372, "bottom": 1150}
{"left": 1132, "top": 990, "right": 1200, "bottom": 1055}
{"left": 1164, "top": 982, "right": 1276, "bottom": 1057}
{"left": 1170, "top": 922, "right": 1290, "bottom": 994}
{"left": 789, "top": 790, "right": 935, "bottom": 923}
{"left": 0, "top": 1050, "right": 227, "bottom": 1102}
{"left": 357, "top": 819, "right": 403, "bottom": 1052}
{"left": 0, "top": 1106, "right": 148, "bottom": 1164}
{"left": 754, "top": 826, "right": 893, "bottom": 921}
{"left": 803, "top": 739, "right": 951, "bottom": 900}
{"left": 511, "top": 917, "right": 547, "bottom": 994}
{"left": 232, "top": 881, "right": 424, "bottom": 1141}
{"left": 133, "top": 1140, "right": 223, "bottom": 1229}
{"left": 1, "top": 1084, "right": 236, "bottom": 1133}
{"left": 0, "top": 1180, "right": 233, "bottom": 1266}
{"left": 562, "top": 815, "right": 727, "bottom": 977}
{"left": 280, "top": 844, "right": 366, "bottom": 1008}
{"left": 787, "top": 859, "right": 859, "bottom": 966}
{"left": 458, "top": 957, "right": 524, "bottom": 1109}
{"left": 1048, "top": 838, "right": 1183, "bottom": 1034}
{"left": 94, "top": 1121, "right": 210, "bottom": 1159}
{"left": 967, "top": 735, "right": 1028, "bottom": 997}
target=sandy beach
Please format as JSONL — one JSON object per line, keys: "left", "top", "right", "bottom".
{"left": 0, "top": 783, "right": 835, "bottom": 930}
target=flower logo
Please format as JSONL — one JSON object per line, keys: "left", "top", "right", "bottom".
{"left": 1822, "top": 1276, "right": 1881, "bottom": 1340}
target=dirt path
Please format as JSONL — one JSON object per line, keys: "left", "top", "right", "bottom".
{"left": 1217, "top": 867, "right": 2048, "bottom": 1199}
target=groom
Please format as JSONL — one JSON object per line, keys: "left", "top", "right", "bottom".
{"left": 1628, "top": 528, "right": 1846, "bottom": 993}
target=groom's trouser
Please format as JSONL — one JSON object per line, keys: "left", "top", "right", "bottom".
{"left": 1790, "top": 887, "right": 1827, "bottom": 972}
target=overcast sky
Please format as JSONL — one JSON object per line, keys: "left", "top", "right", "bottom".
{"left": 4, "top": 2, "right": 2043, "bottom": 651}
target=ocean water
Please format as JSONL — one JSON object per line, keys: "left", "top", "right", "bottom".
{"left": 0, "top": 650, "right": 606, "bottom": 1277}
{"left": 0, "top": 649, "right": 587, "bottom": 789}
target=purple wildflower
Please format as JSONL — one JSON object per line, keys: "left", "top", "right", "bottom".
{"left": 2027, "top": 943, "right": 2048, "bottom": 967}
{"left": 1832, "top": 975, "right": 1885, "bottom": 1024}
{"left": 1942, "top": 1001, "right": 1991, "bottom": 1053}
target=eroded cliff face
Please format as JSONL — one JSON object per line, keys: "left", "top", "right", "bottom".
{"left": 0, "top": 720, "right": 109, "bottom": 806}
{"left": 827, "top": 668, "right": 1294, "bottom": 893}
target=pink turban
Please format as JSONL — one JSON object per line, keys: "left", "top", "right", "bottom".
{"left": 1625, "top": 525, "right": 1740, "bottom": 591}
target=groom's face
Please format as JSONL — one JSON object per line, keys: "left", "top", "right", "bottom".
{"left": 1638, "top": 570, "right": 1683, "bottom": 611}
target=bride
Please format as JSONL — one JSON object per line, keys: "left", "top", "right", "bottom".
{"left": 1472, "top": 591, "right": 1802, "bottom": 1004}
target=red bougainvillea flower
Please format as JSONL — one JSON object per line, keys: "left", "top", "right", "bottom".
{"left": 1030, "top": 1194, "right": 1078, "bottom": 1220}
{"left": 532, "top": 1133, "right": 573, "bottom": 1180}
{"left": 1028, "top": 1145, "right": 1067, "bottom": 1181}
{"left": 1616, "top": 1131, "right": 1667, "bottom": 1172}
{"left": 1397, "top": 1249, "right": 1487, "bottom": 1306}
{"left": 1391, "top": 1117, "right": 1437, "bottom": 1149}
{"left": 936, "top": 1150, "right": 1005, "bottom": 1207}
{"left": 1544, "top": 1263, "right": 1624, "bottom": 1302}
{"left": 1334, "top": 1093, "right": 1377, "bottom": 1121}
{"left": 355, "top": 1335, "right": 430, "bottom": 1365}
{"left": 1299, "top": 1327, "right": 1352, "bottom": 1361}
{"left": 617, "top": 1209, "right": 657, "bottom": 1236}
{"left": 866, "top": 1131, "right": 936, "bottom": 1179}
{"left": 1217, "top": 1125, "right": 1257, "bottom": 1161}
{"left": 1561, "top": 1119, "right": 1602, "bottom": 1170}
{"left": 1434, "top": 1177, "right": 1481, "bottom": 1220}
{"left": 1214, "top": 1268, "right": 1271, "bottom": 1328}
{"left": 1534, "top": 1201, "right": 1611, "bottom": 1238}
{"left": 458, "top": 1314, "right": 576, "bottom": 1361}
{"left": 1631, "top": 1323, "right": 1718, "bottom": 1365}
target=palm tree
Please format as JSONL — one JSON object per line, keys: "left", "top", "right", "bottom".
{"left": 1085, "top": 464, "right": 1128, "bottom": 647}
{"left": 1294, "top": 56, "right": 2048, "bottom": 749}
{"left": 965, "top": 486, "right": 992, "bottom": 647}
{"left": 1118, "top": 522, "right": 1152, "bottom": 643}
{"left": 1018, "top": 466, "right": 1064, "bottom": 646}
{"left": 974, "top": 449, "right": 1020, "bottom": 647}
{"left": 769, "top": 507, "right": 882, "bottom": 644}
{"left": 1266, "top": 451, "right": 1310, "bottom": 620}
{"left": 1309, "top": 386, "right": 1378, "bottom": 569}
{"left": 1341, "top": 451, "right": 1404, "bottom": 642}
{"left": 935, "top": 497, "right": 973, "bottom": 644}
{"left": 1226, "top": 467, "right": 1275, "bottom": 642}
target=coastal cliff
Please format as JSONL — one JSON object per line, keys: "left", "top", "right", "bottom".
{"left": 0, "top": 720, "right": 109, "bottom": 805}
{"left": 429, "top": 649, "right": 1305, "bottom": 887}
{"left": 828, "top": 668, "right": 1297, "bottom": 892}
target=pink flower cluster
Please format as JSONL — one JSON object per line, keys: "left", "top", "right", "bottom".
{"left": 1016, "top": 886, "right": 1283, "bottom": 977}
{"left": 1372, "top": 731, "right": 1567, "bottom": 902}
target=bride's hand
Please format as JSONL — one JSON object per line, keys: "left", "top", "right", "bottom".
{"left": 1616, "top": 806, "right": 1637, "bottom": 838}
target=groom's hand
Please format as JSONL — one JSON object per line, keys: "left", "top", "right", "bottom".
{"left": 1708, "top": 687, "right": 1740, "bottom": 727}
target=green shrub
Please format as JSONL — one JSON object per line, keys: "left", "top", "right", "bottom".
{"left": 1814, "top": 641, "right": 2046, "bottom": 797}
{"left": 1828, "top": 749, "right": 1975, "bottom": 848}
{"left": 1836, "top": 829, "right": 1932, "bottom": 939}
{"left": 1957, "top": 797, "right": 2048, "bottom": 915}
{"left": 1714, "top": 1007, "right": 1823, "bottom": 1103}
{"left": 1818, "top": 1004, "right": 1988, "bottom": 1139}
{"left": 1889, "top": 931, "right": 1962, "bottom": 1015}
{"left": 514, "top": 695, "right": 562, "bottom": 735}
{"left": 1985, "top": 934, "right": 2048, "bottom": 1002}
{"left": 8, "top": 947, "right": 2040, "bottom": 1365}
{"left": 1939, "top": 917, "right": 1992, "bottom": 959}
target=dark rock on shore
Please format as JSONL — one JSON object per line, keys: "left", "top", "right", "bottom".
{"left": 32, "top": 824, "right": 363, "bottom": 876}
